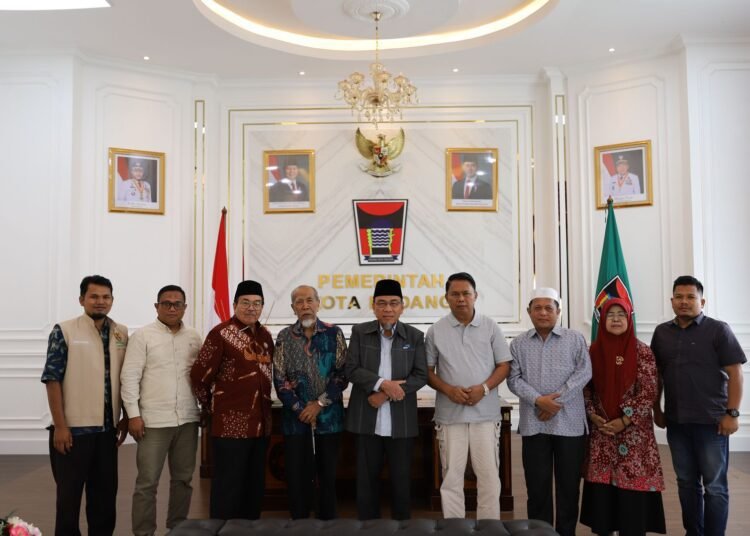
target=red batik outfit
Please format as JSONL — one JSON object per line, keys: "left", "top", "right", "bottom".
{"left": 580, "top": 298, "right": 666, "bottom": 535}
{"left": 190, "top": 316, "right": 274, "bottom": 520}
{"left": 584, "top": 340, "right": 665, "bottom": 492}
{"left": 191, "top": 317, "right": 273, "bottom": 438}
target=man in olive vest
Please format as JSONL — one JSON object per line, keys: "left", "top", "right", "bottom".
{"left": 41, "top": 275, "right": 129, "bottom": 536}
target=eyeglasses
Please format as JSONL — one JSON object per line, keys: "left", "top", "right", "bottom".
{"left": 606, "top": 312, "right": 628, "bottom": 319}
{"left": 158, "top": 301, "right": 185, "bottom": 310}
{"left": 374, "top": 300, "right": 402, "bottom": 309}
{"left": 237, "top": 300, "right": 263, "bottom": 310}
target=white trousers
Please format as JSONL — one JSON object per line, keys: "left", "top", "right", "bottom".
{"left": 436, "top": 421, "right": 501, "bottom": 520}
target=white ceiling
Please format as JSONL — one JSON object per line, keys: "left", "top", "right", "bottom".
{"left": 1, "top": 0, "right": 749, "bottom": 80}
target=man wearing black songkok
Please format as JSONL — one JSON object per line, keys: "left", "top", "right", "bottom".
{"left": 191, "top": 280, "right": 274, "bottom": 520}
{"left": 345, "top": 279, "right": 428, "bottom": 520}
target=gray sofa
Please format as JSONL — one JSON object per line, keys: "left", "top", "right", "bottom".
{"left": 171, "top": 518, "right": 559, "bottom": 535}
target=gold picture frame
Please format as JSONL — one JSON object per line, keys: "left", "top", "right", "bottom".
{"left": 108, "top": 147, "right": 165, "bottom": 215}
{"left": 263, "top": 149, "right": 315, "bottom": 214}
{"left": 594, "top": 140, "right": 653, "bottom": 209}
{"left": 445, "top": 148, "right": 499, "bottom": 211}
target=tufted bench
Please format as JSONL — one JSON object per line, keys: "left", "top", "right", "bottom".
{"left": 170, "top": 518, "right": 559, "bottom": 535}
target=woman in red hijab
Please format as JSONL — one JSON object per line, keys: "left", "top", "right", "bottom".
{"left": 580, "top": 298, "right": 666, "bottom": 535}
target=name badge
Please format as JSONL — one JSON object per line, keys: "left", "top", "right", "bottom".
{"left": 71, "top": 340, "right": 90, "bottom": 345}
{"left": 402, "top": 344, "right": 411, "bottom": 350}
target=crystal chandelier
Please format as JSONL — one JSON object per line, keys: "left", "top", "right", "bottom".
{"left": 335, "top": 11, "right": 417, "bottom": 127}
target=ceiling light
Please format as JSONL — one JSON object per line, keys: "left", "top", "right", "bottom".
{"left": 143, "top": 56, "right": 150, "bottom": 61}
{"left": 298, "top": 71, "right": 305, "bottom": 76}
{"left": 608, "top": 47, "right": 615, "bottom": 53}
{"left": 0, "top": 0, "right": 109, "bottom": 9}
{"left": 335, "top": 11, "right": 417, "bottom": 127}
{"left": 197, "top": 0, "right": 552, "bottom": 52}
{"left": 452, "top": 68, "right": 460, "bottom": 73}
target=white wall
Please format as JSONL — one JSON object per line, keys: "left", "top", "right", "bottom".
{"left": 1, "top": 42, "right": 748, "bottom": 453}
{"left": 0, "top": 55, "right": 201, "bottom": 453}
{"left": 197, "top": 75, "right": 552, "bottom": 337}
{"left": 566, "top": 52, "right": 690, "bottom": 339}
{"left": 683, "top": 42, "right": 750, "bottom": 345}
{"left": 0, "top": 55, "right": 74, "bottom": 453}
{"left": 566, "top": 42, "right": 750, "bottom": 448}
{"left": 682, "top": 41, "right": 750, "bottom": 449}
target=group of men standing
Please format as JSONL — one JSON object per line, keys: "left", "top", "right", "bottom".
{"left": 42, "top": 273, "right": 744, "bottom": 536}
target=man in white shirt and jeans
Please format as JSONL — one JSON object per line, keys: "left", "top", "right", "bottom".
{"left": 121, "top": 285, "right": 202, "bottom": 536}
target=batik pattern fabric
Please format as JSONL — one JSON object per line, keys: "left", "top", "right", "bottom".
{"left": 273, "top": 319, "right": 347, "bottom": 435}
{"left": 584, "top": 340, "right": 665, "bottom": 491}
{"left": 190, "top": 317, "right": 273, "bottom": 438}
{"left": 507, "top": 326, "right": 592, "bottom": 437}
{"left": 41, "top": 321, "right": 114, "bottom": 435}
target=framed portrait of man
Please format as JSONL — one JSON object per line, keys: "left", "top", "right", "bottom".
{"left": 594, "top": 140, "right": 653, "bottom": 209}
{"left": 108, "top": 147, "right": 165, "bottom": 215}
{"left": 263, "top": 150, "right": 315, "bottom": 214}
{"left": 445, "top": 148, "right": 499, "bottom": 211}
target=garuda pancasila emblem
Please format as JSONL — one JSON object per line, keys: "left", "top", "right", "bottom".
{"left": 355, "top": 128, "right": 405, "bottom": 178}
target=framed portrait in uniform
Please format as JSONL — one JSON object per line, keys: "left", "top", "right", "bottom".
{"left": 108, "top": 147, "right": 165, "bottom": 215}
{"left": 263, "top": 150, "right": 315, "bottom": 214}
{"left": 445, "top": 148, "right": 499, "bottom": 211}
{"left": 594, "top": 140, "right": 653, "bottom": 209}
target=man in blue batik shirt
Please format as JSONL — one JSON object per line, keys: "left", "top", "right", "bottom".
{"left": 273, "top": 285, "right": 348, "bottom": 520}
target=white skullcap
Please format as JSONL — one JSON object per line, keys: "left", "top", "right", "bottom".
{"left": 530, "top": 287, "right": 561, "bottom": 307}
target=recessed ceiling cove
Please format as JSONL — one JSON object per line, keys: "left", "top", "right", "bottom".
{"left": 193, "top": 0, "right": 557, "bottom": 59}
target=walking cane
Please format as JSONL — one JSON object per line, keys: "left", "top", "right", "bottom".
{"left": 310, "top": 420, "right": 316, "bottom": 455}
{"left": 310, "top": 418, "right": 319, "bottom": 516}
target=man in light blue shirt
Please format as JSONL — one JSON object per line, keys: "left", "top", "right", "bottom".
{"left": 507, "top": 287, "right": 591, "bottom": 536}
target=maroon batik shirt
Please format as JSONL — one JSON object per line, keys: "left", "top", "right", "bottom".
{"left": 584, "top": 340, "right": 665, "bottom": 492}
{"left": 191, "top": 317, "right": 273, "bottom": 438}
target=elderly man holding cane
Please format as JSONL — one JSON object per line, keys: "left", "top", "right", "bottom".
{"left": 273, "top": 285, "right": 348, "bottom": 520}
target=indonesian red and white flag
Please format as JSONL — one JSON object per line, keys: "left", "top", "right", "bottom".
{"left": 267, "top": 154, "right": 281, "bottom": 185}
{"left": 210, "top": 208, "right": 230, "bottom": 327}
{"left": 601, "top": 152, "right": 616, "bottom": 186}
{"left": 451, "top": 152, "right": 462, "bottom": 184}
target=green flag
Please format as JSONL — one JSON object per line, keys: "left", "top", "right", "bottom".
{"left": 592, "top": 198, "right": 634, "bottom": 340}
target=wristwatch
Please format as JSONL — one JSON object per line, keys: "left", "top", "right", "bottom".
{"left": 482, "top": 383, "right": 490, "bottom": 397}
{"left": 726, "top": 408, "right": 740, "bottom": 418}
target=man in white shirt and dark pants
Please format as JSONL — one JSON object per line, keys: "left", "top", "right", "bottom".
{"left": 121, "top": 285, "right": 203, "bottom": 536}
